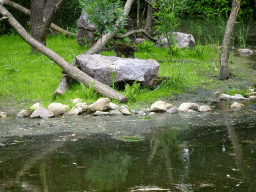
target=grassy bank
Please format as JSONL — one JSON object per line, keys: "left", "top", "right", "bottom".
{"left": 0, "top": 34, "right": 255, "bottom": 111}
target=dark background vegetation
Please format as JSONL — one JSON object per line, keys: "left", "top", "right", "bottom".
{"left": 0, "top": 0, "right": 255, "bottom": 35}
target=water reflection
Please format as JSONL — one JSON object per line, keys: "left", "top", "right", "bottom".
{"left": 0, "top": 121, "right": 256, "bottom": 191}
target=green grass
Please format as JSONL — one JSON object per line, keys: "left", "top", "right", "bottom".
{"left": 0, "top": 34, "right": 255, "bottom": 110}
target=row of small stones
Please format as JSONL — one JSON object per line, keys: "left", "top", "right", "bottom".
{"left": 0, "top": 91, "right": 255, "bottom": 119}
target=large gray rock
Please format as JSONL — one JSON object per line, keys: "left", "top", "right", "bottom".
{"left": 76, "top": 11, "right": 96, "bottom": 47}
{"left": 76, "top": 54, "right": 159, "bottom": 86}
{"left": 76, "top": 12, "right": 136, "bottom": 47}
{"left": 155, "top": 32, "right": 195, "bottom": 49}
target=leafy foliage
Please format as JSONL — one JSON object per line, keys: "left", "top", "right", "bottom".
{"left": 80, "top": 81, "right": 99, "bottom": 100}
{"left": 79, "top": 0, "right": 126, "bottom": 35}
{"left": 123, "top": 81, "right": 140, "bottom": 102}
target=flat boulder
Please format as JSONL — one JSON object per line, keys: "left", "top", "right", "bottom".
{"left": 76, "top": 54, "right": 159, "bottom": 86}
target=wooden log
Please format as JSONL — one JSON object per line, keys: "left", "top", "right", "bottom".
{"left": 53, "top": 74, "right": 73, "bottom": 97}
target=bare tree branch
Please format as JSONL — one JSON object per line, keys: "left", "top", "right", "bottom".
{"left": 39, "top": 0, "right": 66, "bottom": 43}
{"left": 116, "top": 29, "right": 157, "bottom": 41}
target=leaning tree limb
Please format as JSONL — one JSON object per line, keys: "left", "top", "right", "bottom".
{"left": 0, "top": 0, "right": 76, "bottom": 37}
{"left": 115, "top": 29, "right": 158, "bottom": 41}
{"left": 0, "top": 5, "right": 128, "bottom": 103}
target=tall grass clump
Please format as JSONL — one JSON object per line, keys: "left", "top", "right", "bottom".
{"left": 236, "top": 20, "right": 251, "bottom": 49}
{"left": 190, "top": 14, "right": 227, "bottom": 45}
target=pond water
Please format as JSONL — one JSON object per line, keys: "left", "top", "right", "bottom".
{"left": 0, "top": 104, "right": 256, "bottom": 192}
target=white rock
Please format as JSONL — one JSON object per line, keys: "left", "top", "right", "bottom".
{"left": 218, "top": 94, "right": 231, "bottom": 100}
{"left": 249, "top": 95, "right": 256, "bottom": 100}
{"left": 198, "top": 105, "right": 212, "bottom": 112}
{"left": 150, "top": 101, "right": 173, "bottom": 112}
{"left": 231, "top": 102, "right": 244, "bottom": 111}
{"left": 187, "top": 109, "right": 197, "bottom": 113}
{"left": 75, "top": 102, "right": 88, "bottom": 113}
{"left": 0, "top": 112, "right": 7, "bottom": 118}
{"left": 93, "top": 111, "right": 110, "bottom": 116}
{"left": 110, "top": 110, "right": 123, "bottom": 115}
{"left": 64, "top": 107, "right": 81, "bottom": 115}
{"left": 89, "top": 98, "right": 110, "bottom": 111}
{"left": 167, "top": 107, "right": 178, "bottom": 114}
{"left": 230, "top": 94, "right": 249, "bottom": 100}
{"left": 148, "top": 112, "right": 156, "bottom": 115}
{"left": 238, "top": 49, "right": 253, "bottom": 56}
{"left": 70, "top": 98, "right": 83, "bottom": 103}
{"left": 30, "top": 107, "right": 54, "bottom": 118}
{"left": 48, "top": 103, "right": 69, "bottom": 116}
{"left": 17, "top": 110, "right": 30, "bottom": 118}
{"left": 178, "top": 102, "right": 199, "bottom": 112}
{"left": 109, "top": 102, "right": 119, "bottom": 110}
{"left": 119, "top": 105, "right": 131, "bottom": 115}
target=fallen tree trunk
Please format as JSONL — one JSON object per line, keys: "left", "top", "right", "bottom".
{"left": 0, "top": 0, "right": 76, "bottom": 37}
{"left": 0, "top": 5, "right": 128, "bottom": 103}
